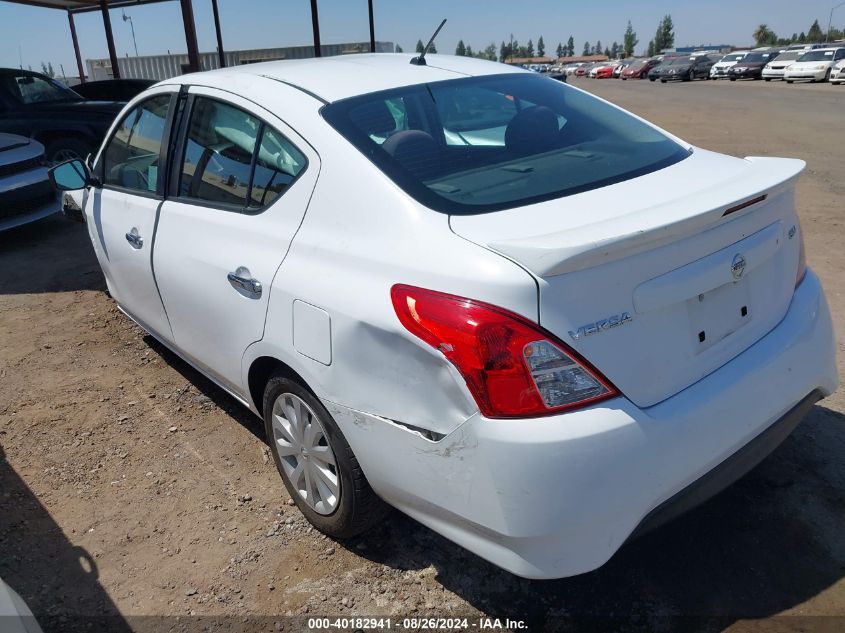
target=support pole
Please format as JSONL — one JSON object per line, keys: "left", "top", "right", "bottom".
{"left": 310, "top": 0, "right": 321, "bottom": 57}
{"left": 211, "top": 0, "right": 225, "bottom": 68}
{"left": 68, "top": 11, "right": 86, "bottom": 83}
{"left": 99, "top": 0, "right": 121, "bottom": 79}
{"left": 368, "top": 0, "right": 375, "bottom": 53}
{"left": 179, "top": 0, "right": 202, "bottom": 73}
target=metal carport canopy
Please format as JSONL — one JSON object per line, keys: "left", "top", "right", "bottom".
{"left": 2, "top": 0, "right": 379, "bottom": 82}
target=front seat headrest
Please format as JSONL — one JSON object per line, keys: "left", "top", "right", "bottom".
{"left": 504, "top": 105, "right": 559, "bottom": 156}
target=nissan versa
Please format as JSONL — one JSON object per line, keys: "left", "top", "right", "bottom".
{"left": 50, "top": 54, "right": 837, "bottom": 579}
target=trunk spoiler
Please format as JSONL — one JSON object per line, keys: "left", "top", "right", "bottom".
{"left": 486, "top": 157, "right": 804, "bottom": 277}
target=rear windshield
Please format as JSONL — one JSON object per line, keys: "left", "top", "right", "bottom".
{"left": 321, "top": 73, "right": 689, "bottom": 215}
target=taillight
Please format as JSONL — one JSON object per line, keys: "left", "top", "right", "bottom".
{"left": 391, "top": 284, "right": 618, "bottom": 419}
{"left": 795, "top": 222, "right": 807, "bottom": 287}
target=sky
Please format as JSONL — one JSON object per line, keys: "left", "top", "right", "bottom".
{"left": 0, "top": 0, "right": 841, "bottom": 76}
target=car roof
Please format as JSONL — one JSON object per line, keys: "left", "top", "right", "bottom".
{"left": 166, "top": 54, "right": 526, "bottom": 104}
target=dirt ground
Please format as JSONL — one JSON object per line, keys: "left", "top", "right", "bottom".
{"left": 1, "top": 78, "right": 844, "bottom": 633}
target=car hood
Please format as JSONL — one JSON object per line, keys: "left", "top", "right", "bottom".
{"left": 663, "top": 65, "right": 691, "bottom": 73}
{"left": 0, "top": 133, "right": 43, "bottom": 163}
{"left": 27, "top": 99, "right": 125, "bottom": 117}
{"left": 732, "top": 61, "right": 765, "bottom": 69}
{"left": 789, "top": 60, "right": 834, "bottom": 68}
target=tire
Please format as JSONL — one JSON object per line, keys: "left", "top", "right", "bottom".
{"left": 730, "top": 77, "right": 736, "bottom": 81}
{"left": 786, "top": 80, "right": 794, "bottom": 84}
{"left": 764, "top": 78, "right": 771, "bottom": 82}
{"left": 687, "top": 69, "right": 695, "bottom": 82}
{"left": 44, "top": 137, "right": 91, "bottom": 166}
{"left": 649, "top": 78, "right": 656, "bottom": 82}
{"left": 822, "top": 69, "right": 831, "bottom": 83}
{"left": 660, "top": 79, "right": 667, "bottom": 83}
{"left": 263, "top": 373, "right": 389, "bottom": 539}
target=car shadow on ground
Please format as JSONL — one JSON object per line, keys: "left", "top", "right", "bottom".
{"left": 0, "top": 446, "right": 132, "bottom": 633}
{"left": 345, "top": 403, "right": 845, "bottom": 631}
{"left": 142, "top": 335, "right": 267, "bottom": 443}
{"left": 0, "top": 216, "right": 105, "bottom": 295}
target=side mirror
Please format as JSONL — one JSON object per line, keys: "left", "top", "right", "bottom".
{"left": 48, "top": 158, "right": 98, "bottom": 191}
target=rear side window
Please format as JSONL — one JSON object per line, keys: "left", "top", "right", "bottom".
{"left": 103, "top": 94, "right": 171, "bottom": 193}
{"left": 178, "top": 96, "right": 306, "bottom": 211}
{"left": 322, "top": 73, "right": 689, "bottom": 215}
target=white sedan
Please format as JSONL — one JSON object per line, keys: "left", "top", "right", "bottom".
{"left": 784, "top": 47, "right": 845, "bottom": 82}
{"left": 50, "top": 54, "right": 837, "bottom": 579}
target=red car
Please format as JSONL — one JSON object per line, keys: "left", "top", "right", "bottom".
{"left": 593, "top": 64, "right": 616, "bottom": 78}
{"left": 575, "top": 65, "right": 589, "bottom": 77}
{"left": 621, "top": 58, "right": 660, "bottom": 80}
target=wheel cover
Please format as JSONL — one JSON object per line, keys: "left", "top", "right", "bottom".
{"left": 271, "top": 393, "right": 340, "bottom": 515}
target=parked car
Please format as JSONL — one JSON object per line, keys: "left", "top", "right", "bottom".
{"left": 621, "top": 58, "right": 660, "bottom": 79}
{"left": 0, "top": 132, "right": 57, "bottom": 232}
{"left": 762, "top": 50, "right": 805, "bottom": 81}
{"left": 710, "top": 51, "right": 750, "bottom": 79}
{"left": 590, "top": 63, "right": 617, "bottom": 79}
{"left": 727, "top": 51, "right": 779, "bottom": 80}
{"left": 784, "top": 47, "right": 845, "bottom": 83}
{"left": 647, "top": 61, "right": 666, "bottom": 81}
{"left": 831, "top": 60, "right": 845, "bottom": 84}
{"left": 612, "top": 60, "right": 634, "bottom": 77}
{"left": 50, "top": 54, "right": 837, "bottom": 580}
{"left": 72, "top": 78, "right": 155, "bottom": 102}
{"left": 0, "top": 68, "right": 124, "bottom": 164}
{"left": 659, "top": 55, "right": 716, "bottom": 82}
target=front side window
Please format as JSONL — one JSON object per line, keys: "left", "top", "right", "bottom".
{"left": 178, "top": 97, "right": 307, "bottom": 211}
{"left": 103, "top": 94, "right": 172, "bottom": 193}
{"left": 322, "top": 73, "right": 689, "bottom": 215}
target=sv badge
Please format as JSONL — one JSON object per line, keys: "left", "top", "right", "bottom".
{"left": 568, "top": 312, "right": 633, "bottom": 340}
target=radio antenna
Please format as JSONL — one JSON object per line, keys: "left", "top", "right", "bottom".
{"left": 410, "top": 19, "right": 446, "bottom": 66}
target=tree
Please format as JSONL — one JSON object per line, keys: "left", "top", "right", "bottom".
{"left": 610, "top": 42, "right": 619, "bottom": 58}
{"left": 798, "top": 31, "right": 806, "bottom": 42}
{"left": 567, "top": 36, "right": 575, "bottom": 56}
{"left": 455, "top": 40, "right": 466, "bottom": 56}
{"left": 40, "top": 61, "right": 55, "bottom": 78}
{"left": 526, "top": 39, "right": 534, "bottom": 57}
{"left": 753, "top": 24, "right": 777, "bottom": 46}
{"left": 582, "top": 41, "right": 591, "bottom": 56}
{"left": 660, "top": 15, "right": 675, "bottom": 49}
{"left": 647, "top": 39, "right": 655, "bottom": 57}
{"left": 429, "top": 40, "right": 437, "bottom": 54}
{"left": 500, "top": 41, "right": 509, "bottom": 62}
{"left": 594, "top": 40, "right": 602, "bottom": 56}
{"left": 807, "top": 19, "right": 824, "bottom": 42}
{"left": 483, "top": 43, "right": 498, "bottom": 61}
{"left": 415, "top": 39, "right": 425, "bottom": 53}
{"left": 556, "top": 42, "right": 564, "bottom": 58}
{"left": 623, "top": 20, "right": 638, "bottom": 57}
{"left": 395, "top": 44, "right": 403, "bottom": 53}
{"left": 537, "top": 35, "right": 545, "bottom": 57}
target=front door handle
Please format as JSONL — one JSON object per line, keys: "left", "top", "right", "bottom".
{"left": 227, "top": 267, "right": 262, "bottom": 297}
{"left": 125, "top": 228, "right": 143, "bottom": 249}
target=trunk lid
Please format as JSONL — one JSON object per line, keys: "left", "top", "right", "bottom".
{"left": 450, "top": 149, "right": 805, "bottom": 408}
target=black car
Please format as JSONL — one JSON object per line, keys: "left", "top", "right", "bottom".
{"left": 727, "top": 51, "right": 778, "bottom": 80}
{"left": 658, "top": 55, "right": 716, "bottom": 82}
{"left": 0, "top": 69, "right": 124, "bottom": 164}
{"left": 73, "top": 78, "right": 155, "bottom": 101}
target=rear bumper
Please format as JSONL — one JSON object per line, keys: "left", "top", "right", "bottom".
{"left": 329, "top": 269, "right": 837, "bottom": 579}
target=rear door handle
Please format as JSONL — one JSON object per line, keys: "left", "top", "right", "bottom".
{"left": 125, "top": 228, "right": 143, "bottom": 249}
{"left": 227, "top": 267, "right": 262, "bottom": 297}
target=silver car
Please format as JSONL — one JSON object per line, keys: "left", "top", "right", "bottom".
{"left": 0, "top": 133, "right": 57, "bottom": 232}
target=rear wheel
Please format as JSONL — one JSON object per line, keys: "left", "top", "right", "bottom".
{"left": 263, "top": 374, "right": 389, "bottom": 538}
{"left": 786, "top": 80, "right": 794, "bottom": 84}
